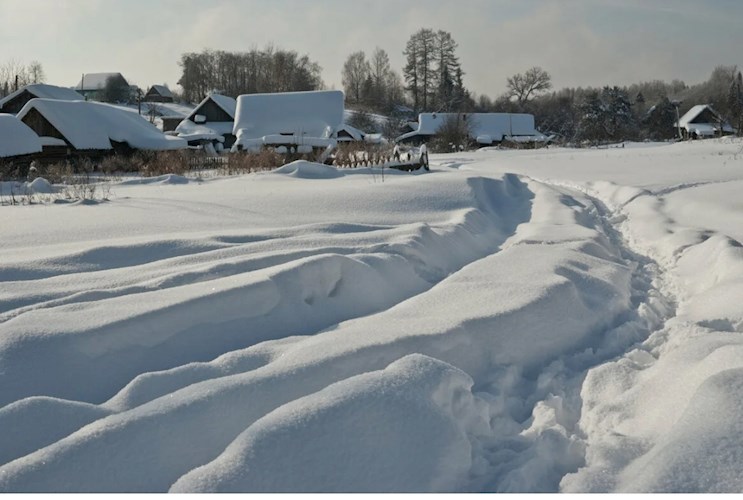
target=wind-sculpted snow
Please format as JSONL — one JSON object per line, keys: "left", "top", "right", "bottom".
{"left": 1, "top": 140, "right": 743, "bottom": 492}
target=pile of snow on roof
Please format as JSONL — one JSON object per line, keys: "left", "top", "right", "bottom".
{"left": 232, "top": 90, "right": 344, "bottom": 152}
{"left": 17, "top": 99, "right": 187, "bottom": 151}
{"left": 0, "top": 114, "right": 43, "bottom": 158}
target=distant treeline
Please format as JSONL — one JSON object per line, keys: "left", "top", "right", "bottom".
{"left": 176, "top": 46, "right": 323, "bottom": 104}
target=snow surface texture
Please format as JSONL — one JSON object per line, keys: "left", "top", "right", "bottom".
{"left": 1, "top": 139, "right": 743, "bottom": 492}
{"left": 0, "top": 114, "right": 43, "bottom": 158}
{"left": 16, "top": 99, "right": 187, "bottom": 151}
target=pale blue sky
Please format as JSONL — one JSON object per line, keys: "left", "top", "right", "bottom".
{"left": 1, "top": 0, "right": 741, "bottom": 97}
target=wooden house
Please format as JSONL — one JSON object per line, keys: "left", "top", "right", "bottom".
{"left": 17, "top": 99, "right": 186, "bottom": 162}
{"left": 176, "top": 93, "right": 237, "bottom": 148}
{"left": 676, "top": 105, "right": 736, "bottom": 139}
{"left": 0, "top": 84, "right": 84, "bottom": 114}
{"left": 144, "top": 85, "right": 175, "bottom": 103}
{"left": 74, "top": 73, "right": 131, "bottom": 101}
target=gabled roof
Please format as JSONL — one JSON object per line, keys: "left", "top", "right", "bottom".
{"left": 74, "top": 73, "right": 129, "bottom": 91}
{"left": 186, "top": 93, "right": 237, "bottom": 123}
{"left": 677, "top": 105, "right": 734, "bottom": 132}
{"left": 0, "top": 84, "right": 84, "bottom": 109}
{"left": 17, "top": 99, "right": 186, "bottom": 151}
{"left": 0, "top": 114, "right": 42, "bottom": 158}
{"left": 147, "top": 85, "right": 174, "bottom": 99}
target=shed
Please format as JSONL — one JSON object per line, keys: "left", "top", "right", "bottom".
{"left": 676, "top": 105, "right": 736, "bottom": 139}
{"left": 17, "top": 99, "right": 186, "bottom": 160}
{"left": 232, "top": 90, "right": 344, "bottom": 153}
{"left": 144, "top": 85, "right": 175, "bottom": 103}
{"left": 0, "top": 84, "right": 84, "bottom": 115}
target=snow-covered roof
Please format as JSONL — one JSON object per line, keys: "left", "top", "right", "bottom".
{"left": 336, "top": 123, "right": 365, "bottom": 142}
{"left": 74, "top": 73, "right": 128, "bottom": 91}
{"left": 148, "top": 85, "right": 174, "bottom": 99}
{"left": 232, "top": 90, "right": 344, "bottom": 153}
{"left": 398, "top": 113, "right": 545, "bottom": 144}
{"left": 233, "top": 90, "right": 344, "bottom": 143}
{"left": 677, "top": 105, "right": 735, "bottom": 133}
{"left": 0, "top": 84, "right": 84, "bottom": 109}
{"left": 0, "top": 114, "right": 43, "bottom": 158}
{"left": 17, "top": 99, "right": 187, "bottom": 151}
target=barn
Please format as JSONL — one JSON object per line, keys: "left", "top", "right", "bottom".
{"left": 0, "top": 84, "right": 84, "bottom": 115}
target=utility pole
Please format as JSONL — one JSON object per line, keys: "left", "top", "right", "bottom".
{"left": 672, "top": 100, "right": 683, "bottom": 139}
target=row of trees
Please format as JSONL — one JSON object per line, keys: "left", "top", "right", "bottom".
{"left": 0, "top": 59, "right": 45, "bottom": 97}
{"left": 177, "top": 46, "right": 323, "bottom": 103}
{"left": 341, "top": 48, "right": 405, "bottom": 112}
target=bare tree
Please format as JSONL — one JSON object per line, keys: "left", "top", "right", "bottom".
{"left": 342, "top": 51, "right": 371, "bottom": 103}
{"left": 506, "top": 66, "right": 553, "bottom": 105}
{"left": 27, "top": 61, "right": 45, "bottom": 84}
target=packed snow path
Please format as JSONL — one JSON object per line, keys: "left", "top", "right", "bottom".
{"left": 1, "top": 140, "right": 743, "bottom": 492}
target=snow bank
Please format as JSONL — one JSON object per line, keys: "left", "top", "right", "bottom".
{"left": 0, "top": 114, "right": 42, "bottom": 158}
{"left": 171, "top": 354, "right": 490, "bottom": 492}
{"left": 272, "top": 160, "right": 344, "bottom": 179}
{"left": 17, "top": 99, "right": 187, "bottom": 151}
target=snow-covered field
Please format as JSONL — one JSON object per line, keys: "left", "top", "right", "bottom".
{"left": 1, "top": 139, "right": 742, "bottom": 492}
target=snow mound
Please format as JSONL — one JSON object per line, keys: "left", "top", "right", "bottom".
{"left": 26, "top": 177, "right": 54, "bottom": 194}
{"left": 171, "top": 354, "right": 490, "bottom": 493}
{"left": 272, "top": 161, "right": 344, "bottom": 179}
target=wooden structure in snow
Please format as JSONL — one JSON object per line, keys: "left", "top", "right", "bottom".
{"left": 676, "top": 105, "right": 736, "bottom": 139}
{"left": 176, "top": 93, "right": 237, "bottom": 148}
{"left": 0, "top": 84, "right": 84, "bottom": 115}
{"left": 17, "top": 99, "right": 186, "bottom": 162}
{"left": 144, "top": 85, "right": 175, "bottom": 103}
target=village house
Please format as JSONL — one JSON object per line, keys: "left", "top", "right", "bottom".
{"left": 231, "top": 90, "right": 344, "bottom": 158}
{"left": 676, "top": 105, "right": 736, "bottom": 139}
{"left": 396, "top": 112, "right": 548, "bottom": 146}
{"left": 0, "top": 84, "right": 84, "bottom": 115}
{"left": 74, "top": 72, "right": 134, "bottom": 102}
{"left": 143, "top": 85, "right": 175, "bottom": 103}
{"left": 17, "top": 98, "right": 186, "bottom": 161}
{"left": 175, "top": 93, "right": 237, "bottom": 149}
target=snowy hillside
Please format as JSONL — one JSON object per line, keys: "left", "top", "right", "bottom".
{"left": 1, "top": 139, "right": 743, "bottom": 492}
